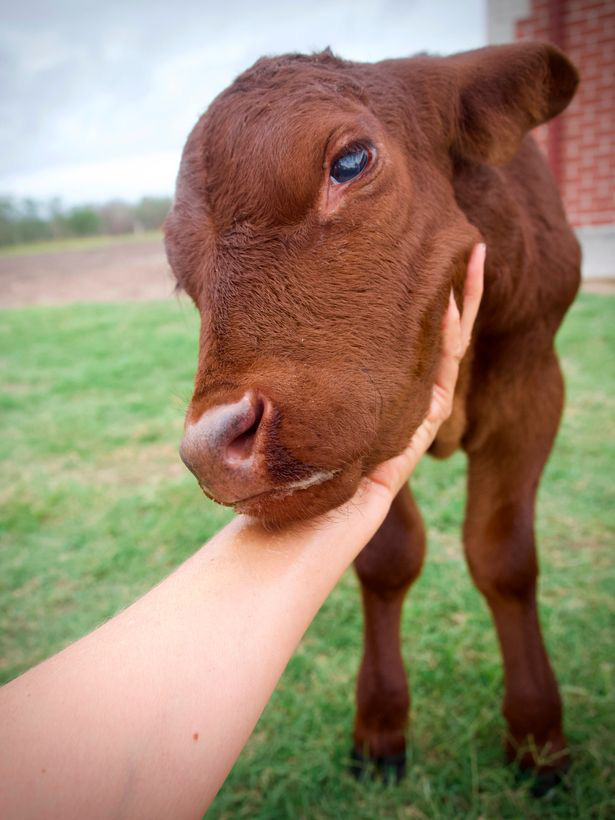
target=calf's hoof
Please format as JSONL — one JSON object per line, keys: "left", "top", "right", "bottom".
{"left": 349, "top": 746, "right": 406, "bottom": 784}
{"left": 514, "top": 763, "right": 570, "bottom": 799}
{"left": 507, "top": 734, "right": 570, "bottom": 798}
{"left": 531, "top": 768, "right": 568, "bottom": 799}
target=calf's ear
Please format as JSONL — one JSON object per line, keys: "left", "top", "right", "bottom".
{"left": 446, "top": 42, "right": 579, "bottom": 164}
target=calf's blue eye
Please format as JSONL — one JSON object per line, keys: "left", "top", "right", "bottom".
{"left": 330, "top": 146, "right": 369, "bottom": 184}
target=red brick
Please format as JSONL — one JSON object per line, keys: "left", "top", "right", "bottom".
{"left": 513, "top": 0, "right": 614, "bottom": 227}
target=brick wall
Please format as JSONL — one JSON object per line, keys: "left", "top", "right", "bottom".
{"left": 515, "top": 0, "right": 615, "bottom": 228}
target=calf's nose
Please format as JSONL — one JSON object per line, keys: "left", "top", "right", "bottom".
{"left": 179, "top": 392, "right": 273, "bottom": 503}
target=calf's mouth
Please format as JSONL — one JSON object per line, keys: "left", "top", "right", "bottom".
{"left": 179, "top": 381, "right": 379, "bottom": 526}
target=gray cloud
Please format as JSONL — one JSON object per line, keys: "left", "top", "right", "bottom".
{"left": 1, "top": 0, "right": 485, "bottom": 199}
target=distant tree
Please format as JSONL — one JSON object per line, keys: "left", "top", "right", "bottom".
{"left": 0, "top": 197, "right": 20, "bottom": 245}
{"left": 99, "top": 200, "right": 136, "bottom": 235}
{"left": 17, "top": 199, "right": 52, "bottom": 243}
{"left": 48, "top": 197, "right": 68, "bottom": 239}
{"left": 0, "top": 193, "right": 172, "bottom": 246}
{"left": 66, "top": 206, "right": 101, "bottom": 237}
{"left": 134, "top": 197, "right": 172, "bottom": 230}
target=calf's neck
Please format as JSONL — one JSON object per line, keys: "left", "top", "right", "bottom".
{"left": 165, "top": 42, "right": 580, "bottom": 791}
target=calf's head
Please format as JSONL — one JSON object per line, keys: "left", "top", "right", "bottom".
{"left": 165, "top": 42, "right": 577, "bottom": 525}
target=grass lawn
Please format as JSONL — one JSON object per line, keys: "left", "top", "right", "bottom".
{"left": 0, "top": 230, "right": 163, "bottom": 257}
{"left": 1, "top": 294, "right": 614, "bottom": 818}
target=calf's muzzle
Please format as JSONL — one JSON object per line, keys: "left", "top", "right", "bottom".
{"left": 179, "top": 392, "right": 273, "bottom": 504}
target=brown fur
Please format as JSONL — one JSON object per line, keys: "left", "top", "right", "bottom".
{"left": 165, "top": 42, "right": 580, "bottom": 783}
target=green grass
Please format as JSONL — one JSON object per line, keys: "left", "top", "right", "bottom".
{"left": 0, "top": 230, "right": 163, "bottom": 257}
{"left": 1, "top": 294, "right": 614, "bottom": 818}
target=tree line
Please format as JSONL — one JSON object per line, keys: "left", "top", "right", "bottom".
{"left": 0, "top": 196, "right": 173, "bottom": 247}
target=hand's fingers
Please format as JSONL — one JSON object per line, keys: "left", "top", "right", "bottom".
{"left": 433, "top": 242, "right": 485, "bottom": 408}
{"left": 431, "top": 242, "right": 485, "bottom": 417}
{"left": 365, "top": 425, "right": 431, "bottom": 497}
{"left": 460, "top": 242, "right": 486, "bottom": 351}
{"left": 362, "top": 243, "right": 485, "bottom": 501}
{"left": 369, "top": 302, "right": 463, "bottom": 494}
{"left": 429, "top": 290, "right": 462, "bottom": 419}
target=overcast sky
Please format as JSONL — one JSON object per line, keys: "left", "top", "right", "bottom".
{"left": 1, "top": 0, "right": 485, "bottom": 204}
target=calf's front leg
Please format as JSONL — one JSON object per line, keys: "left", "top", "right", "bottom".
{"left": 351, "top": 483, "right": 425, "bottom": 781}
{"left": 463, "top": 353, "right": 568, "bottom": 795}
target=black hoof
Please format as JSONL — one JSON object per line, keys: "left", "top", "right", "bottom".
{"left": 531, "top": 769, "right": 567, "bottom": 799}
{"left": 349, "top": 747, "right": 406, "bottom": 784}
{"left": 514, "top": 764, "right": 569, "bottom": 798}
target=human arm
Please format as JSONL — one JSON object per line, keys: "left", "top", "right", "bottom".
{"left": 0, "top": 245, "right": 485, "bottom": 819}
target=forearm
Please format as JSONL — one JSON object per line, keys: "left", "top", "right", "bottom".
{"left": 0, "top": 490, "right": 387, "bottom": 819}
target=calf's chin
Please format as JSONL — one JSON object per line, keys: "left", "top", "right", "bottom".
{"left": 233, "top": 460, "right": 365, "bottom": 526}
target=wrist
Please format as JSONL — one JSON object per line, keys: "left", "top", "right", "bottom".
{"left": 214, "top": 480, "right": 392, "bottom": 580}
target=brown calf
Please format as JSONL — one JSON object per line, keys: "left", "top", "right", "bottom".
{"left": 165, "top": 42, "right": 580, "bottom": 794}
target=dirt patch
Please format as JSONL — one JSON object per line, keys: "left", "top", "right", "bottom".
{"left": 582, "top": 277, "right": 615, "bottom": 294}
{"left": 1, "top": 238, "right": 613, "bottom": 308}
{"left": 0, "top": 238, "right": 178, "bottom": 308}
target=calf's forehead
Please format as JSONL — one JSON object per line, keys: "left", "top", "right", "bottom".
{"left": 197, "top": 89, "right": 374, "bottom": 225}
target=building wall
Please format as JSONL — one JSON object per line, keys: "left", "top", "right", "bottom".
{"left": 487, "top": 0, "right": 531, "bottom": 43}
{"left": 487, "top": 0, "right": 615, "bottom": 277}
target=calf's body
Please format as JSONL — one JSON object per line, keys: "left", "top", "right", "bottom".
{"left": 165, "top": 42, "right": 580, "bottom": 792}
{"left": 354, "top": 137, "right": 580, "bottom": 787}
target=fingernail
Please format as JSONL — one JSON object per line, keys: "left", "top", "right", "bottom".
{"left": 478, "top": 242, "right": 487, "bottom": 257}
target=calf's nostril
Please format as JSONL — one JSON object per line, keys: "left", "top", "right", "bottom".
{"left": 180, "top": 393, "right": 273, "bottom": 503}
{"left": 225, "top": 397, "right": 265, "bottom": 463}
